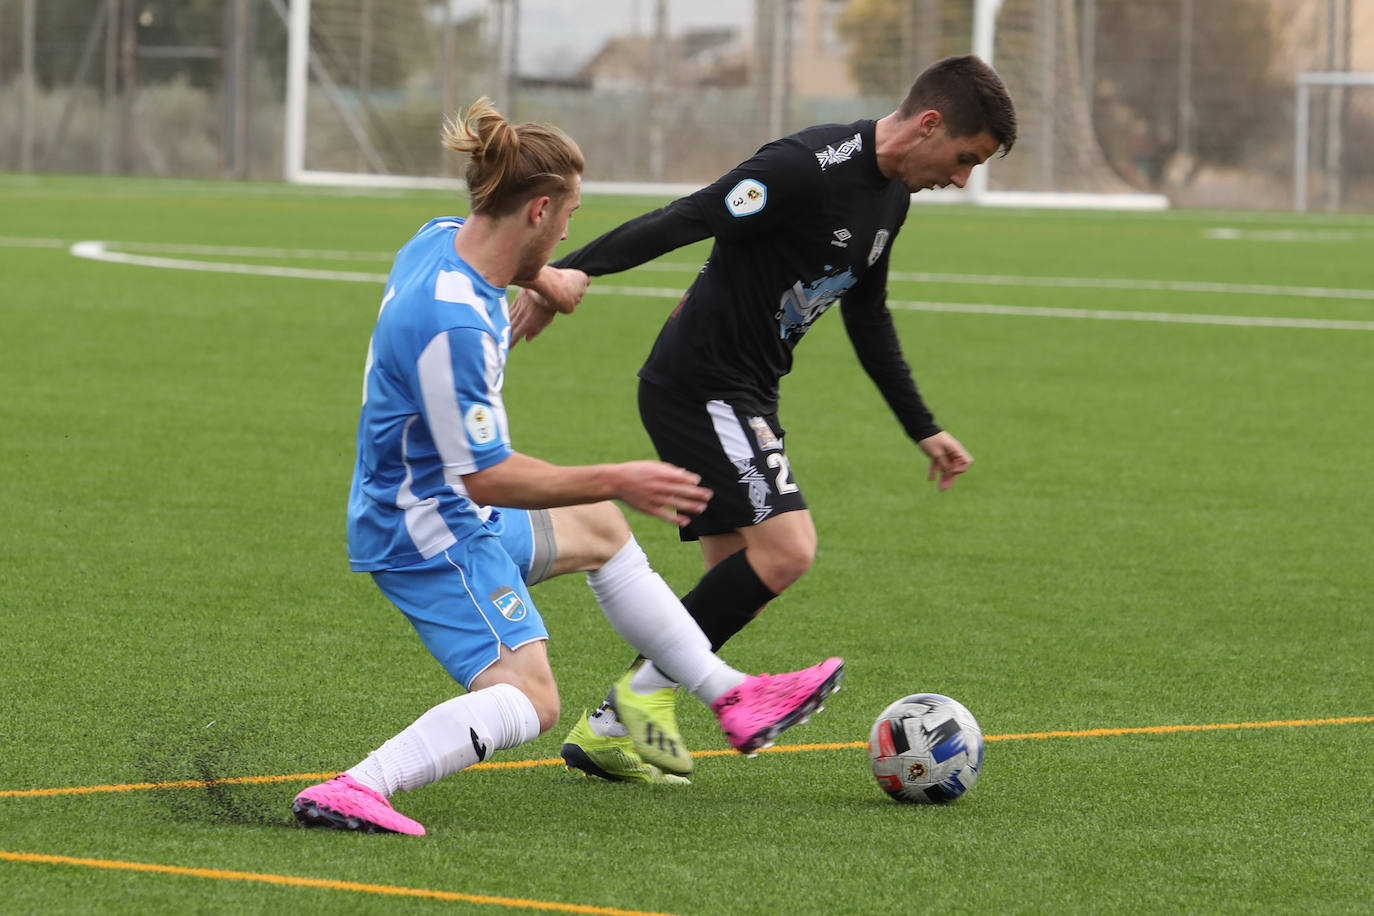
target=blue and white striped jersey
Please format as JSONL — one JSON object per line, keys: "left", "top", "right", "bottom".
{"left": 348, "top": 217, "right": 514, "bottom": 571}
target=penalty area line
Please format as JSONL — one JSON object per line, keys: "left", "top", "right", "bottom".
{"left": 0, "top": 851, "right": 683, "bottom": 916}
{"left": 4, "top": 715, "right": 1370, "bottom": 799}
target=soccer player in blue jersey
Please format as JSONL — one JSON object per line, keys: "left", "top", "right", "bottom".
{"left": 509, "top": 56, "right": 1017, "bottom": 783}
{"left": 291, "top": 99, "right": 844, "bottom": 835}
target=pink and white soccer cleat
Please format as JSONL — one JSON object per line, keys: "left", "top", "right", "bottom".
{"left": 710, "top": 657, "right": 844, "bottom": 755}
{"left": 292, "top": 774, "right": 426, "bottom": 836}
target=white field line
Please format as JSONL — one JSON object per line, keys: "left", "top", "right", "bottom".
{"left": 625, "top": 260, "right": 1374, "bottom": 301}
{"left": 68, "top": 241, "right": 388, "bottom": 284}
{"left": 1205, "top": 227, "right": 1374, "bottom": 242}
{"left": 591, "top": 286, "right": 1374, "bottom": 331}
{"left": 106, "top": 240, "right": 397, "bottom": 261}
{"left": 65, "top": 240, "right": 1374, "bottom": 331}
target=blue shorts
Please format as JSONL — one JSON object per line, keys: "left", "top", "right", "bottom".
{"left": 372, "top": 508, "right": 556, "bottom": 688}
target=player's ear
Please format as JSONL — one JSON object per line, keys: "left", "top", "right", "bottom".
{"left": 918, "top": 110, "right": 942, "bottom": 138}
{"left": 527, "top": 194, "right": 552, "bottom": 227}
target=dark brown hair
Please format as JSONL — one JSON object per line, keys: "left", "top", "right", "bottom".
{"left": 899, "top": 55, "right": 1017, "bottom": 156}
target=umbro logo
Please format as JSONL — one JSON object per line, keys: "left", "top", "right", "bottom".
{"left": 470, "top": 727, "right": 489, "bottom": 762}
{"left": 831, "top": 228, "right": 851, "bottom": 248}
{"left": 815, "top": 132, "right": 862, "bottom": 170}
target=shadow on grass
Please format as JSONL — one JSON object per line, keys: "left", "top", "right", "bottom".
{"left": 132, "top": 722, "right": 298, "bottom": 830}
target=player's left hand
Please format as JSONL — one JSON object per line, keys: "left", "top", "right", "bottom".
{"left": 918, "top": 431, "right": 972, "bottom": 491}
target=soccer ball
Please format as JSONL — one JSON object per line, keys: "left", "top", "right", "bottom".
{"left": 868, "top": 693, "right": 983, "bottom": 804}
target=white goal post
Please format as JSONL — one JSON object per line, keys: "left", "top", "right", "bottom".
{"left": 282, "top": 0, "right": 1167, "bottom": 210}
{"left": 1293, "top": 71, "right": 1374, "bottom": 212}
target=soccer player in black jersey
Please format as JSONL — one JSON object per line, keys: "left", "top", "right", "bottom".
{"left": 512, "top": 55, "right": 1017, "bottom": 783}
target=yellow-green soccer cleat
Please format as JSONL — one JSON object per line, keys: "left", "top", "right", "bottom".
{"left": 560, "top": 711, "right": 690, "bottom": 785}
{"left": 607, "top": 675, "right": 695, "bottom": 776}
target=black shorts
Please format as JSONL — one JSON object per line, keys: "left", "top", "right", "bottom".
{"left": 638, "top": 379, "right": 808, "bottom": 541}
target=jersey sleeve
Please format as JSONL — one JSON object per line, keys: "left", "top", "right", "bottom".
{"left": 688, "top": 138, "right": 816, "bottom": 243}
{"left": 414, "top": 326, "right": 511, "bottom": 475}
{"left": 840, "top": 233, "right": 942, "bottom": 444}
{"left": 553, "top": 196, "right": 712, "bottom": 277}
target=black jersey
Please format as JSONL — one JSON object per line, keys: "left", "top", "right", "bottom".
{"left": 556, "top": 119, "right": 942, "bottom": 443}
{"left": 640, "top": 120, "right": 910, "bottom": 412}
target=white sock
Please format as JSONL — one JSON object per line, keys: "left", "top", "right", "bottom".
{"left": 586, "top": 702, "right": 627, "bottom": 738}
{"left": 346, "top": 682, "right": 540, "bottom": 796}
{"left": 631, "top": 660, "right": 683, "bottom": 694}
{"left": 585, "top": 536, "right": 746, "bottom": 705}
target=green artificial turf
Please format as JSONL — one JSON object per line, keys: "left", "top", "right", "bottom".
{"left": 2, "top": 173, "right": 1371, "bottom": 914}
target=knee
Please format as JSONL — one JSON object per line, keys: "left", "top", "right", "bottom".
{"left": 519, "top": 677, "right": 561, "bottom": 734}
{"left": 533, "top": 695, "right": 561, "bottom": 734}
{"left": 752, "top": 537, "right": 815, "bottom": 592}
{"left": 585, "top": 501, "right": 632, "bottom": 568}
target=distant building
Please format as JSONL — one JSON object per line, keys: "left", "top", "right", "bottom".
{"left": 576, "top": 0, "right": 859, "bottom": 99}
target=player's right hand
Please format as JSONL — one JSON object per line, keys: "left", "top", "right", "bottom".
{"left": 509, "top": 286, "right": 559, "bottom": 345}
{"left": 613, "top": 461, "right": 712, "bottom": 526}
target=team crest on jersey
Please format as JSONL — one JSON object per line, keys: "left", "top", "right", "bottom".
{"left": 867, "top": 230, "right": 891, "bottom": 266}
{"left": 465, "top": 403, "right": 497, "bottom": 445}
{"left": 490, "top": 586, "right": 527, "bottom": 621}
{"left": 748, "top": 416, "right": 781, "bottom": 451}
{"left": 725, "top": 179, "right": 767, "bottom": 217}
{"left": 815, "top": 132, "right": 862, "bottom": 170}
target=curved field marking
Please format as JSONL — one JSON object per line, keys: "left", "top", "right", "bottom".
{"left": 66, "top": 240, "right": 1374, "bottom": 319}
{"left": 69, "top": 240, "right": 388, "bottom": 284}
{"left": 0, "top": 851, "right": 683, "bottom": 916}
{"left": 5, "top": 715, "right": 1370, "bottom": 799}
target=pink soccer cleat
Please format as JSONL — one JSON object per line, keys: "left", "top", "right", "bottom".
{"left": 710, "top": 657, "right": 844, "bottom": 755}
{"left": 292, "top": 774, "right": 426, "bottom": 836}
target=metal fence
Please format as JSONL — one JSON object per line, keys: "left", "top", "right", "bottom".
{"left": 1, "top": 0, "right": 1370, "bottom": 210}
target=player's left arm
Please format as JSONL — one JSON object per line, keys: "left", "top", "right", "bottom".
{"left": 509, "top": 199, "right": 714, "bottom": 344}
{"left": 840, "top": 249, "right": 972, "bottom": 491}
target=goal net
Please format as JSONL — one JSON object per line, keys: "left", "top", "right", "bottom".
{"left": 282, "top": 0, "right": 1164, "bottom": 207}
{"left": 966, "top": 0, "right": 1166, "bottom": 208}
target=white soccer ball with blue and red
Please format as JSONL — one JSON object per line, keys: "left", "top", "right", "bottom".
{"left": 868, "top": 693, "right": 983, "bottom": 804}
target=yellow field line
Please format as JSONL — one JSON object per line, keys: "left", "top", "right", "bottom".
{"left": 3, "top": 715, "right": 1370, "bottom": 800}
{"left": 0, "top": 851, "right": 681, "bottom": 916}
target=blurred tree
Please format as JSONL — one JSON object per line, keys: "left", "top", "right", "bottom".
{"left": 1092, "top": 0, "right": 1284, "bottom": 181}
{"left": 836, "top": 0, "right": 1285, "bottom": 181}
{"left": 836, "top": 0, "right": 964, "bottom": 98}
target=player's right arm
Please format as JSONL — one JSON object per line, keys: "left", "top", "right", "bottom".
{"left": 462, "top": 453, "right": 711, "bottom": 527}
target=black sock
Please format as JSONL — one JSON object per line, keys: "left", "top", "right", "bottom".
{"left": 680, "top": 549, "right": 777, "bottom": 652}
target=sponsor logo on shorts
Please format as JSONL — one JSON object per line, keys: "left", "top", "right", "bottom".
{"left": 831, "top": 228, "right": 851, "bottom": 248}
{"left": 748, "top": 416, "right": 781, "bottom": 451}
{"left": 490, "top": 586, "right": 527, "bottom": 621}
{"left": 725, "top": 179, "right": 767, "bottom": 217}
